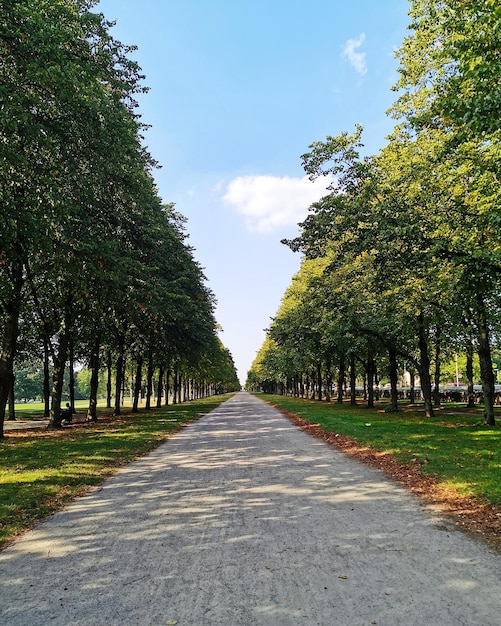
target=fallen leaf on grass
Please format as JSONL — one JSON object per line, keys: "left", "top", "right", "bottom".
{"left": 278, "top": 406, "right": 501, "bottom": 552}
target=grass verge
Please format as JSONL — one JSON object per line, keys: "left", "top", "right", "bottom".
{"left": 0, "top": 394, "right": 234, "bottom": 550}
{"left": 258, "top": 394, "right": 501, "bottom": 548}
{"left": 258, "top": 394, "right": 501, "bottom": 504}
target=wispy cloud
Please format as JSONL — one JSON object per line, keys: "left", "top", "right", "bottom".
{"left": 342, "top": 34, "right": 367, "bottom": 75}
{"left": 222, "top": 174, "right": 333, "bottom": 233}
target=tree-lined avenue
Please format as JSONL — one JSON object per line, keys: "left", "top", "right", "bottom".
{"left": 1, "top": 392, "right": 501, "bottom": 625}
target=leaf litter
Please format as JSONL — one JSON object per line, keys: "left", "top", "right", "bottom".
{"left": 278, "top": 407, "right": 501, "bottom": 552}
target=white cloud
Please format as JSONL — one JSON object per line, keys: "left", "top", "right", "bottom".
{"left": 342, "top": 34, "right": 367, "bottom": 75}
{"left": 222, "top": 174, "right": 333, "bottom": 233}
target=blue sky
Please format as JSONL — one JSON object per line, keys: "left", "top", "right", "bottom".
{"left": 96, "top": 0, "right": 411, "bottom": 383}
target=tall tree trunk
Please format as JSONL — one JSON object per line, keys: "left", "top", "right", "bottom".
{"left": 8, "top": 374, "right": 15, "bottom": 421}
{"left": 316, "top": 362, "right": 322, "bottom": 401}
{"left": 114, "top": 336, "right": 125, "bottom": 416}
{"left": 0, "top": 258, "right": 23, "bottom": 438}
{"left": 87, "top": 334, "right": 101, "bottom": 422}
{"left": 132, "top": 357, "right": 143, "bottom": 413}
{"left": 121, "top": 357, "right": 127, "bottom": 409}
{"left": 367, "top": 348, "right": 375, "bottom": 409}
{"left": 409, "top": 369, "right": 416, "bottom": 404}
{"left": 417, "top": 313, "right": 434, "bottom": 418}
{"left": 48, "top": 330, "right": 70, "bottom": 429}
{"left": 337, "top": 355, "right": 345, "bottom": 404}
{"left": 466, "top": 343, "right": 475, "bottom": 409}
{"left": 106, "top": 349, "right": 112, "bottom": 409}
{"left": 325, "top": 355, "right": 332, "bottom": 403}
{"left": 165, "top": 367, "right": 171, "bottom": 406}
{"left": 350, "top": 353, "right": 357, "bottom": 405}
{"left": 477, "top": 330, "right": 495, "bottom": 425}
{"left": 173, "top": 367, "right": 178, "bottom": 405}
{"left": 43, "top": 337, "right": 50, "bottom": 417}
{"left": 471, "top": 289, "right": 495, "bottom": 425}
{"left": 145, "top": 346, "right": 153, "bottom": 410}
{"left": 389, "top": 347, "right": 399, "bottom": 411}
{"left": 156, "top": 362, "right": 165, "bottom": 408}
{"left": 68, "top": 335, "right": 75, "bottom": 414}
{"left": 433, "top": 334, "right": 441, "bottom": 408}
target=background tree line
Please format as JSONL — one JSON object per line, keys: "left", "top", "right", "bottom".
{"left": 247, "top": 0, "right": 501, "bottom": 425}
{"left": 0, "top": 0, "right": 239, "bottom": 437}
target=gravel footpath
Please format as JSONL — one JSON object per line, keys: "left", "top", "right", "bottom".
{"left": 1, "top": 391, "right": 501, "bottom": 625}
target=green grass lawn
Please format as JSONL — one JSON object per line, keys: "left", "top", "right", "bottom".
{"left": 4, "top": 392, "right": 500, "bottom": 551}
{"left": 8, "top": 398, "right": 137, "bottom": 419}
{"left": 0, "top": 394, "right": 235, "bottom": 549}
{"left": 258, "top": 394, "right": 501, "bottom": 505}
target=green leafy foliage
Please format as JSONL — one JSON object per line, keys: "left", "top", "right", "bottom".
{"left": 0, "top": 1, "right": 239, "bottom": 434}
{"left": 249, "top": 0, "right": 501, "bottom": 426}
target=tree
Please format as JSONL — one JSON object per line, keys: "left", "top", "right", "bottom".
{"left": 390, "top": 0, "right": 501, "bottom": 424}
{"left": 251, "top": 1, "right": 501, "bottom": 426}
{"left": 0, "top": 1, "right": 230, "bottom": 435}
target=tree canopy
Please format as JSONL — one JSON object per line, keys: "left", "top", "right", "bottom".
{"left": 247, "top": 0, "right": 501, "bottom": 425}
{"left": 0, "top": 0, "right": 239, "bottom": 436}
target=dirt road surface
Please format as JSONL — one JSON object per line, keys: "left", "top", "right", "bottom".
{"left": 1, "top": 392, "right": 501, "bottom": 625}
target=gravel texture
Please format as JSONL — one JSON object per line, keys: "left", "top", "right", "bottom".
{"left": 1, "top": 391, "right": 501, "bottom": 625}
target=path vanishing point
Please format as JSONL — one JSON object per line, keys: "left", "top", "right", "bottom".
{"left": 1, "top": 392, "right": 501, "bottom": 625}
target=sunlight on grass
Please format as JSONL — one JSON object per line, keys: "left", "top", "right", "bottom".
{"left": 0, "top": 394, "right": 235, "bottom": 549}
{"left": 0, "top": 469, "right": 66, "bottom": 484}
{"left": 260, "top": 394, "right": 501, "bottom": 505}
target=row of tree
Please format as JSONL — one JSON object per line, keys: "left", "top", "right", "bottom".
{"left": 0, "top": 0, "right": 239, "bottom": 437}
{"left": 15, "top": 337, "right": 239, "bottom": 405}
{"left": 247, "top": 0, "right": 501, "bottom": 425}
